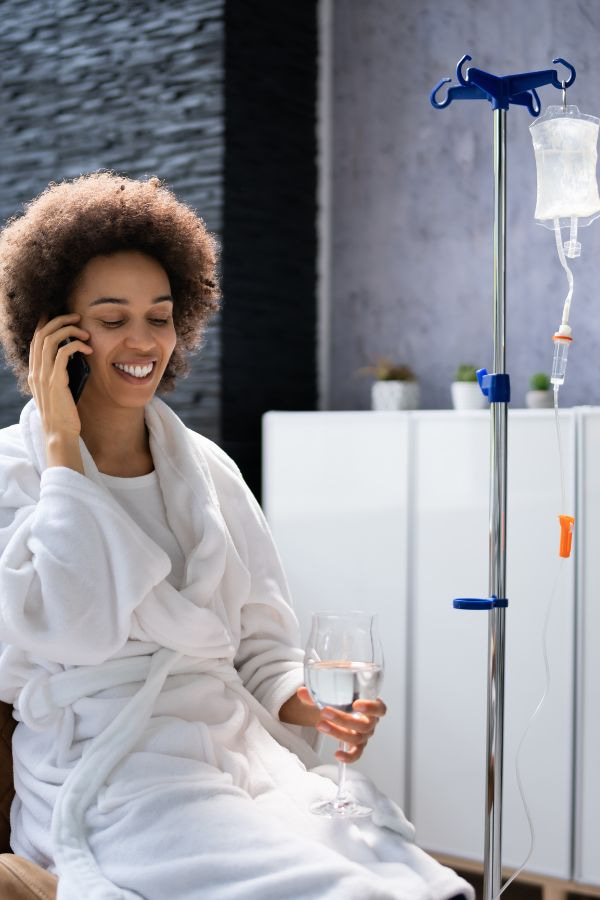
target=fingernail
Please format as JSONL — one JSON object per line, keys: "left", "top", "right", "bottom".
{"left": 317, "top": 723, "right": 331, "bottom": 733}
{"left": 322, "top": 710, "right": 335, "bottom": 720}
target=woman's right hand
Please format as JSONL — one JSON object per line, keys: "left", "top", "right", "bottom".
{"left": 28, "top": 313, "right": 93, "bottom": 442}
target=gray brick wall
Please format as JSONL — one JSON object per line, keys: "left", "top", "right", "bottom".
{"left": 0, "top": 0, "right": 224, "bottom": 439}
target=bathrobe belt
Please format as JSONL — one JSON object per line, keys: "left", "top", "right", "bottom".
{"left": 16, "top": 651, "right": 240, "bottom": 732}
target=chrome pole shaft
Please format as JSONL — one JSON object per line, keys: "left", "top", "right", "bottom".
{"left": 483, "top": 107, "right": 508, "bottom": 900}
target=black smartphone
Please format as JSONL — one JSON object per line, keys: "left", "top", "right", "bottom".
{"left": 57, "top": 312, "right": 90, "bottom": 404}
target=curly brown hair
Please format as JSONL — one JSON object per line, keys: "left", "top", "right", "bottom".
{"left": 0, "top": 172, "right": 220, "bottom": 394}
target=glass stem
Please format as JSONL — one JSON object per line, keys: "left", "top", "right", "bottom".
{"left": 334, "top": 742, "right": 349, "bottom": 806}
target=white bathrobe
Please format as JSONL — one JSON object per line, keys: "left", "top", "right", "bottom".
{"left": 0, "top": 397, "right": 473, "bottom": 900}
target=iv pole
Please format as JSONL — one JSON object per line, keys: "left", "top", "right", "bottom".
{"left": 430, "top": 56, "right": 576, "bottom": 900}
{"left": 487, "top": 105, "right": 507, "bottom": 900}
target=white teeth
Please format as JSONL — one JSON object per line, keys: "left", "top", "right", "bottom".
{"left": 114, "top": 362, "right": 154, "bottom": 378}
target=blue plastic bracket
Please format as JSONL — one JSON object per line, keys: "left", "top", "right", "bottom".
{"left": 453, "top": 596, "right": 509, "bottom": 610}
{"left": 476, "top": 369, "right": 511, "bottom": 403}
{"left": 431, "top": 55, "right": 576, "bottom": 117}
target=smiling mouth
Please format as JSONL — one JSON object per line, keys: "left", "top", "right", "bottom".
{"left": 112, "top": 362, "right": 156, "bottom": 381}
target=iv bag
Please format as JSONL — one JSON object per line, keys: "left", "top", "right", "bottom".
{"left": 530, "top": 104, "right": 600, "bottom": 229}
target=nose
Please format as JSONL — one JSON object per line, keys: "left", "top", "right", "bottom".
{"left": 123, "top": 321, "right": 157, "bottom": 351}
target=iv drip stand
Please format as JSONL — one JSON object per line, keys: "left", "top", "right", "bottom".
{"left": 430, "top": 56, "right": 576, "bottom": 900}
{"left": 487, "top": 106, "right": 507, "bottom": 900}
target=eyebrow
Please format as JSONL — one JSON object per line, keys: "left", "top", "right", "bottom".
{"left": 88, "top": 295, "right": 174, "bottom": 308}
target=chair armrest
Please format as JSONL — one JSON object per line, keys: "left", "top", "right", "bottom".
{"left": 0, "top": 854, "right": 57, "bottom": 899}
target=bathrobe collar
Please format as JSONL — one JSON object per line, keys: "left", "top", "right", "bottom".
{"left": 19, "top": 396, "right": 248, "bottom": 659}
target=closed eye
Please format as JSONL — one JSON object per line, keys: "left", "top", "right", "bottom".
{"left": 101, "top": 319, "right": 171, "bottom": 327}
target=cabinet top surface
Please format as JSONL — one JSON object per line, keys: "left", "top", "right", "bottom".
{"left": 263, "top": 408, "right": 600, "bottom": 421}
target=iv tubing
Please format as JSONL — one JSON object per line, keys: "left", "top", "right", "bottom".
{"left": 493, "top": 560, "right": 564, "bottom": 900}
{"left": 494, "top": 382, "right": 571, "bottom": 899}
{"left": 553, "top": 217, "right": 574, "bottom": 329}
{"left": 554, "top": 388, "right": 567, "bottom": 514}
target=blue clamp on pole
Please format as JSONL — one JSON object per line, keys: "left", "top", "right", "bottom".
{"left": 453, "top": 597, "right": 494, "bottom": 610}
{"left": 476, "top": 368, "right": 511, "bottom": 403}
{"left": 431, "top": 55, "right": 576, "bottom": 118}
{"left": 453, "top": 596, "right": 509, "bottom": 610}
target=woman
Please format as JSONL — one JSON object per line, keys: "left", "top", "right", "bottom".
{"left": 0, "top": 173, "right": 472, "bottom": 900}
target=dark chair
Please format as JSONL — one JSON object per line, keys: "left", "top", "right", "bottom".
{"left": 0, "top": 701, "right": 57, "bottom": 898}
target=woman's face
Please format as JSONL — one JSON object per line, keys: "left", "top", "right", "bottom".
{"left": 69, "top": 250, "right": 177, "bottom": 412}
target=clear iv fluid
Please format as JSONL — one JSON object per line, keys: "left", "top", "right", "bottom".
{"left": 534, "top": 146, "right": 600, "bottom": 221}
{"left": 305, "top": 661, "right": 383, "bottom": 712}
{"left": 531, "top": 108, "right": 600, "bottom": 225}
{"left": 551, "top": 337, "right": 571, "bottom": 386}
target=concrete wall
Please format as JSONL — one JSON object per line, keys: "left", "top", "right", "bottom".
{"left": 327, "top": 0, "right": 600, "bottom": 410}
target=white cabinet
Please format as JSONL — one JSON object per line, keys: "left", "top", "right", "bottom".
{"left": 410, "top": 413, "right": 489, "bottom": 863}
{"left": 263, "top": 409, "right": 580, "bottom": 881}
{"left": 410, "top": 412, "right": 575, "bottom": 878}
{"left": 575, "top": 410, "right": 600, "bottom": 886}
{"left": 262, "top": 412, "right": 411, "bottom": 808}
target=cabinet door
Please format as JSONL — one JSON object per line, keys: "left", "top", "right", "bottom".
{"left": 575, "top": 410, "right": 600, "bottom": 886}
{"left": 503, "top": 411, "right": 575, "bottom": 878}
{"left": 262, "top": 411, "right": 410, "bottom": 808}
{"left": 410, "top": 411, "right": 575, "bottom": 878}
{"left": 410, "top": 412, "right": 489, "bottom": 862}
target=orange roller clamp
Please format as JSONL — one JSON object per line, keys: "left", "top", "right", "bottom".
{"left": 559, "top": 515, "right": 575, "bottom": 558}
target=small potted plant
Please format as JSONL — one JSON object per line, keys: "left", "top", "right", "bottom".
{"left": 526, "top": 372, "right": 554, "bottom": 409}
{"left": 358, "top": 357, "right": 419, "bottom": 410}
{"left": 451, "top": 364, "right": 487, "bottom": 411}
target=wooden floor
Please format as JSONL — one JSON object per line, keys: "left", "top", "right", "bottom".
{"left": 453, "top": 867, "right": 539, "bottom": 900}
{"left": 433, "top": 854, "right": 600, "bottom": 900}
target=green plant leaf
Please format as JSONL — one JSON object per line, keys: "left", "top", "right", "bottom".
{"left": 530, "top": 372, "right": 551, "bottom": 391}
{"left": 454, "top": 364, "right": 478, "bottom": 383}
{"left": 357, "top": 357, "right": 416, "bottom": 381}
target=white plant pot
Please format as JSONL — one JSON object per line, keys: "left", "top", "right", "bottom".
{"left": 371, "top": 380, "right": 420, "bottom": 411}
{"left": 525, "top": 389, "right": 554, "bottom": 409}
{"left": 451, "top": 381, "right": 487, "bottom": 411}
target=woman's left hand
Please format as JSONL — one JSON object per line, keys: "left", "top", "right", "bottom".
{"left": 296, "top": 686, "right": 387, "bottom": 763}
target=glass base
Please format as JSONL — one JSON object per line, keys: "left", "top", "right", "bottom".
{"left": 309, "top": 797, "right": 372, "bottom": 818}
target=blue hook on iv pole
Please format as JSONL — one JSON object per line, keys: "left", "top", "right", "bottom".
{"left": 430, "top": 55, "right": 576, "bottom": 115}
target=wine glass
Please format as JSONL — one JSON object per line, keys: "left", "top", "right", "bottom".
{"left": 304, "top": 610, "right": 384, "bottom": 818}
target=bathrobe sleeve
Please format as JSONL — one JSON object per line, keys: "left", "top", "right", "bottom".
{"left": 199, "top": 437, "right": 306, "bottom": 719}
{"left": 0, "top": 427, "right": 172, "bottom": 666}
